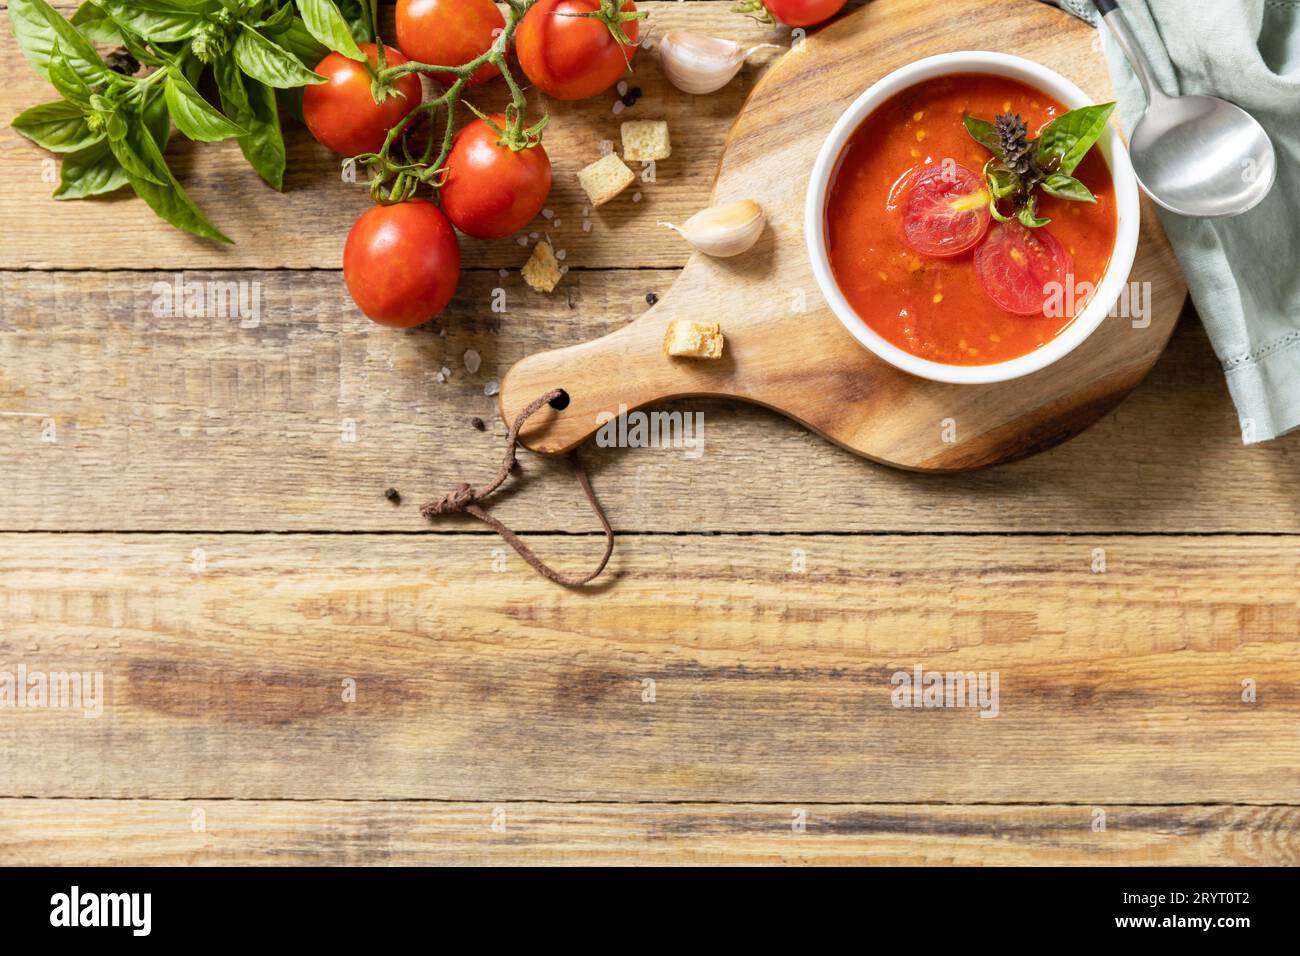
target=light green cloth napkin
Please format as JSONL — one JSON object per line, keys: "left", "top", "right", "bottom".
{"left": 1049, "top": 0, "right": 1300, "bottom": 443}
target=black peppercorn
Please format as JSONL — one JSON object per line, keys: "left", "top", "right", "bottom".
{"left": 645, "top": 292, "right": 658, "bottom": 305}
{"left": 470, "top": 416, "right": 485, "bottom": 431}
{"left": 384, "top": 488, "right": 401, "bottom": 504}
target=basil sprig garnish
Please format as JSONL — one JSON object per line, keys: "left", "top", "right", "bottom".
{"left": 963, "top": 102, "right": 1115, "bottom": 229}
{"left": 7, "top": 0, "right": 371, "bottom": 241}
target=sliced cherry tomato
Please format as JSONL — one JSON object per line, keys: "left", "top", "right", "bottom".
{"left": 441, "top": 116, "right": 552, "bottom": 240}
{"left": 303, "top": 44, "right": 422, "bottom": 157}
{"left": 900, "top": 162, "right": 992, "bottom": 258}
{"left": 396, "top": 0, "right": 504, "bottom": 87}
{"left": 516, "top": 0, "right": 640, "bottom": 101}
{"left": 974, "top": 221, "right": 1073, "bottom": 316}
{"left": 344, "top": 199, "right": 461, "bottom": 328}
{"left": 762, "top": 0, "right": 848, "bottom": 27}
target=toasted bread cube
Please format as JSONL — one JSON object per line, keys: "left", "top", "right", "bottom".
{"left": 662, "top": 320, "right": 724, "bottom": 359}
{"left": 621, "top": 120, "right": 671, "bottom": 162}
{"left": 522, "top": 241, "right": 562, "bottom": 293}
{"left": 577, "top": 152, "right": 636, "bottom": 206}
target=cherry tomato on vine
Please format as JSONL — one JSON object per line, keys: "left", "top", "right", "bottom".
{"left": 395, "top": 0, "right": 505, "bottom": 87}
{"left": 343, "top": 199, "right": 462, "bottom": 328}
{"left": 516, "top": 0, "right": 642, "bottom": 101}
{"left": 440, "top": 116, "right": 553, "bottom": 240}
{"left": 761, "top": 0, "right": 848, "bottom": 27}
{"left": 304, "top": 44, "right": 423, "bottom": 157}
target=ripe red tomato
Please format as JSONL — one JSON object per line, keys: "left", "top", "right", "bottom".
{"left": 304, "top": 44, "right": 422, "bottom": 156}
{"left": 440, "top": 116, "right": 552, "bottom": 240}
{"left": 395, "top": 0, "right": 504, "bottom": 87}
{"left": 762, "top": 0, "right": 848, "bottom": 27}
{"left": 344, "top": 200, "right": 462, "bottom": 328}
{"left": 974, "top": 221, "right": 1072, "bottom": 316}
{"left": 901, "top": 163, "right": 991, "bottom": 258}
{"left": 516, "top": 0, "right": 640, "bottom": 101}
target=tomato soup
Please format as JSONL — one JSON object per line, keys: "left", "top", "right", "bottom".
{"left": 825, "top": 74, "right": 1117, "bottom": 366}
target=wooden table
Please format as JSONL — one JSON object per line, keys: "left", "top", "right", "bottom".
{"left": 1, "top": 1, "right": 1297, "bottom": 866}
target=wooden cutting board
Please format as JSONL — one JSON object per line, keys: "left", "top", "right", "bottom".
{"left": 499, "top": 0, "right": 1185, "bottom": 471}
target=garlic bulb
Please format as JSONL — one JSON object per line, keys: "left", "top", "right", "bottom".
{"left": 657, "top": 32, "right": 780, "bottom": 95}
{"left": 660, "top": 200, "right": 765, "bottom": 258}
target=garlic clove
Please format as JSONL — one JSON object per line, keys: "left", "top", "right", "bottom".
{"left": 658, "top": 32, "right": 779, "bottom": 96}
{"left": 660, "top": 200, "right": 765, "bottom": 258}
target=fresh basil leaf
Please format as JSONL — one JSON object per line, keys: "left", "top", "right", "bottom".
{"left": 110, "top": 18, "right": 169, "bottom": 68}
{"left": 123, "top": 120, "right": 232, "bottom": 242}
{"left": 47, "top": 43, "right": 96, "bottom": 106}
{"left": 142, "top": 84, "right": 173, "bottom": 150}
{"left": 234, "top": 24, "right": 326, "bottom": 87}
{"left": 12, "top": 100, "right": 102, "bottom": 153}
{"left": 260, "top": 3, "right": 296, "bottom": 34}
{"left": 108, "top": 130, "right": 167, "bottom": 185}
{"left": 92, "top": 0, "right": 214, "bottom": 43}
{"left": 164, "top": 67, "right": 246, "bottom": 141}
{"left": 215, "top": 54, "right": 286, "bottom": 189}
{"left": 985, "top": 165, "right": 1019, "bottom": 201}
{"left": 296, "top": 0, "right": 364, "bottom": 59}
{"left": 8, "top": 0, "right": 107, "bottom": 83}
{"left": 337, "top": 0, "right": 374, "bottom": 42}
{"left": 1036, "top": 102, "right": 1115, "bottom": 177}
{"left": 963, "top": 115, "right": 1004, "bottom": 160}
{"left": 1016, "top": 200, "right": 1051, "bottom": 229}
{"left": 276, "top": 17, "right": 331, "bottom": 69}
{"left": 1041, "top": 172, "right": 1096, "bottom": 203}
{"left": 54, "top": 139, "right": 128, "bottom": 198}
{"left": 71, "top": 1, "right": 124, "bottom": 43}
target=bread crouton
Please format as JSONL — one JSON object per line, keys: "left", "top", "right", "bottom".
{"left": 662, "top": 319, "right": 724, "bottom": 359}
{"left": 578, "top": 152, "right": 636, "bottom": 206}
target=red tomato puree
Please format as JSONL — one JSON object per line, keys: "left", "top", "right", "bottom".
{"left": 825, "top": 73, "right": 1117, "bottom": 366}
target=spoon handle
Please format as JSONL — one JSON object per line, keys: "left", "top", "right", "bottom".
{"left": 1090, "top": 0, "right": 1169, "bottom": 104}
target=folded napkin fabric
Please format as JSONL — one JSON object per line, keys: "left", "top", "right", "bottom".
{"left": 1048, "top": 0, "right": 1300, "bottom": 443}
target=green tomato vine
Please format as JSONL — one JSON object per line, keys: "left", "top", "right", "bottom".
{"left": 353, "top": 0, "right": 547, "bottom": 205}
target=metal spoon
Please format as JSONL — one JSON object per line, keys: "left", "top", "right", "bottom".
{"left": 1092, "top": 0, "right": 1276, "bottom": 218}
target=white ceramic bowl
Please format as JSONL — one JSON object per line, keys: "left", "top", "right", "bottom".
{"left": 805, "top": 51, "right": 1140, "bottom": 385}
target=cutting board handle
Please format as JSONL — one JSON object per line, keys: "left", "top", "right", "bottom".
{"left": 499, "top": 295, "right": 738, "bottom": 455}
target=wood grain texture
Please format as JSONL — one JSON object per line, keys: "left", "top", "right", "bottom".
{"left": 2, "top": 0, "right": 1296, "bottom": 869}
{"left": 2, "top": 270, "right": 1296, "bottom": 532}
{"left": 1, "top": 533, "right": 1296, "bottom": 803}
{"left": 2, "top": 800, "right": 1295, "bottom": 865}
{"left": 0, "top": 3, "right": 788, "bottom": 270}
{"left": 501, "top": 0, "right": 1184, "bottom": 469}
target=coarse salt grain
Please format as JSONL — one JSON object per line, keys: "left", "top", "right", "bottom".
{"left": 464, "top": 350, "right": 481, "bottom": 374}
{"left": 484, "top": 380, "right": 500, "bottom": 397}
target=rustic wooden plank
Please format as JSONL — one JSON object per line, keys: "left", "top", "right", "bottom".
{"left": 2, "top": 269, "right": 1297, "bottom": 532}
{"left": 0, "top": 3, "right": 791, "bottom": 269}
{"left": 2, "top": 799, "right": 1294, "bottom": 865}
{"left": 1, "top": 533, "right": 1296, "bottom": 803}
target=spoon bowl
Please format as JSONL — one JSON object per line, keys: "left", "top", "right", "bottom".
{"left": 1130, "top": 93, "right": 1277, "bottom": 218}
{"left": 1095, "top": 0, "right": 1277, "bottom": 218}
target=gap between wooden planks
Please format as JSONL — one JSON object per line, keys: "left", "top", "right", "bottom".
{"left": 1, "top": 533, "right": 1296, "bottom": 804}
{"left": 1, "top": 269, "right": 1297, "bottom": 532}
{"left": 2, "top": 800, "right": 1295, "bottom": 865}
{"left": 0, "top": 2, "right": 790, "bottom": 269}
